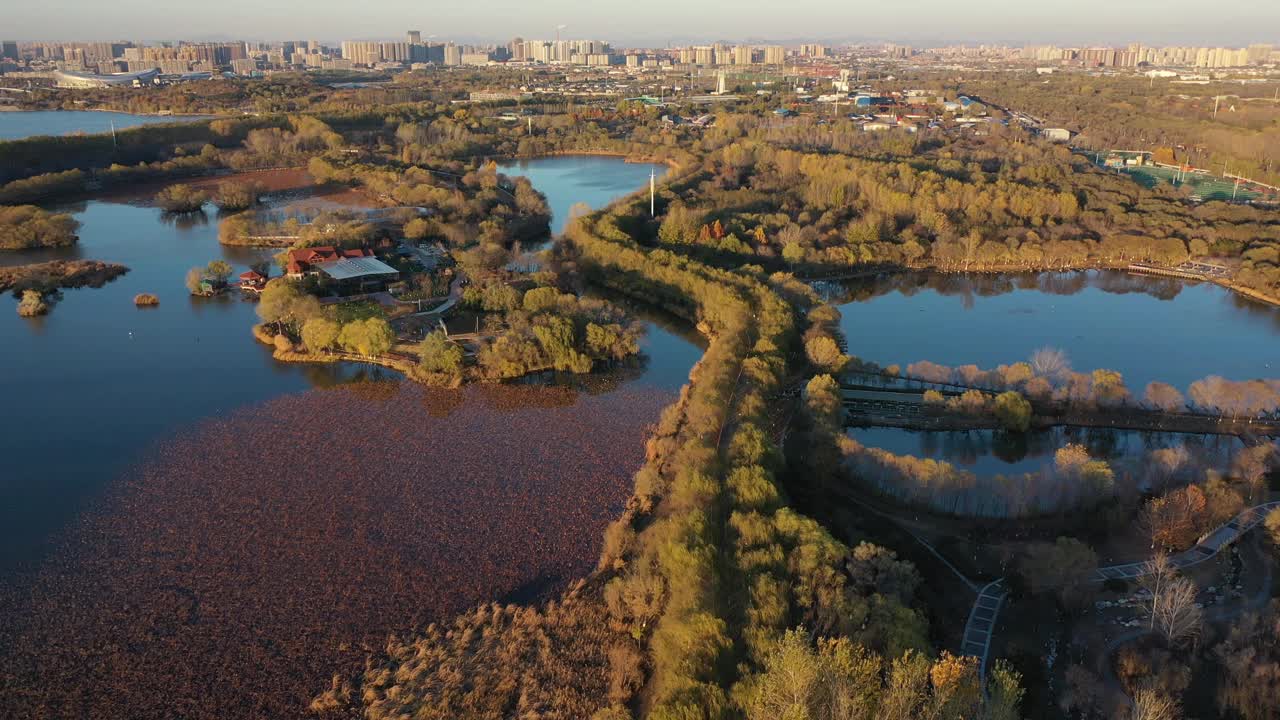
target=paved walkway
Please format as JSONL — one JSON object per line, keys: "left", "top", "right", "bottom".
{"left": 961, "top": 500, "right": 1280, "bottom": 679}
{"left": 407, "top": 273, "right": 466, "bottom": 318}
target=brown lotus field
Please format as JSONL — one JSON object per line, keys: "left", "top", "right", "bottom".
{"left": 0, "top": 380, "right": 669, "bottom": 720}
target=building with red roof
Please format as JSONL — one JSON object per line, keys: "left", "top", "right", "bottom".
{"left": 285, "top": 246, "right": 374, "bottom": 278}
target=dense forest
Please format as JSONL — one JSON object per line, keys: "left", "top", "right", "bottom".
{"left": 644, "top": 117, "right": 1280, "bottom": 300}
{"left": 965, "top": 74, "right": 1280, "bottom": 187}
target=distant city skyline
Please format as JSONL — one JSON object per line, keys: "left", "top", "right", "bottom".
{"left": 4, "top": 0, "right": 1278, "bottom": 47}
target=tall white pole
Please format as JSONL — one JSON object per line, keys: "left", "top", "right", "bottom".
{"left": 650, "top": 168, "right": 656, "bottom": 217}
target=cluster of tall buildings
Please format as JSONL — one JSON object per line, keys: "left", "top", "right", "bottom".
{"left": 331, "top": 35, "right": 826, "bottom": 69}
{"left": 1021, "top": 43, "right": 1277, "bottom": 68}
{"left": 334, "top": 33, "right": 614, "bottom": 68}
{"left": 663, "top": 43, "right": 818, "bottom": 67}
{"left": 4, "top": 39, "right": 318, "bottom": 76}
{"left": 506, "top": 38, "right": 608, "bottom": 64}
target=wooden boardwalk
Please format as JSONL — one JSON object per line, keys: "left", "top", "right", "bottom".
{"left": 961, "top": 501, "right": 1280, "bottom": 680}
{"left": 840, "top": 387, "right": 1280, "bottom": 438}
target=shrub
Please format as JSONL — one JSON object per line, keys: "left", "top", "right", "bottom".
{"left": 154, "top": 184, "right": 209, "bottom": 213}
{"left": 16, "top": 289, "right": 49, "bottom": 317}
{"left": 212, "top": 181, "right": 261, "bottom": 211}
{"left": 994, "top": 391, "right": 1033, "bottom": 432}
{"left": 134, "top": 293, "right": 160, "bottom": 306}
{"left": 0, "top": 205, "right": 81, "bottom": 250}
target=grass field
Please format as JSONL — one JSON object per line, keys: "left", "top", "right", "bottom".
{"left": 1124, "top": 165, "right": 1276, "bottom": 202}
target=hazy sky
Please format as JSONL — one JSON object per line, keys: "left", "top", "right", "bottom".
{"left": 6, "top": 0, "right": 1277, "bottom": 46}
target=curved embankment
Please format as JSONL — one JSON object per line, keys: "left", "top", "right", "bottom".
{"left": 961, "top": 501, "right": 1280, "bottom": 679}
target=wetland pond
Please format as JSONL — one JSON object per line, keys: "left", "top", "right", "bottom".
{"left": 0, "top": 109, "right": 213, "bottom": 141}
{"left": 0, "top": 159, "right": 696, "bottom": 719}
{"left": 832, "top": 270, "right": 1280, "bottom": 482}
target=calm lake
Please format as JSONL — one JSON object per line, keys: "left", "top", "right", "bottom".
{"left": 0, "top": 110, "right": 212, "bottom": 141}
{"left": 0, "top": 157, "right": 689, "bottom": 572}
{"left": 834, "top": 270, "right": 1280, "bottom": 476}
{"left": 500, "top": 155, "right": 666, "bottom": 235}
{"left": 833, "top": 270, "right": 1280, "bottom": 392}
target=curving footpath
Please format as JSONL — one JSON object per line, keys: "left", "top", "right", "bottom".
{"left": 962, "top": 500, "right": 1280, "bottom": 680}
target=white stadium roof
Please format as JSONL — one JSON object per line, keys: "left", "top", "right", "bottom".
{"left": 53, "top": 68, "right": 160, "bottom": 88}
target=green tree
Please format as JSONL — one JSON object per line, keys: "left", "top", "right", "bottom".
{"left": 805, "top": 336, "right": 848, "bottom": 373}
{"left": 993, "top": 391, "right": 1032, "bottom": 432}
{"left": 300, "top": 317, "right": 340, "bottom": 353}
{"left": 417, "top": 330, "right": 464, "bottom": 375}
{"left": 255, "top": 279, "right": 316, "bottom": 331}
{"left": 805, "top": 374, "right": 843, "bottom": 432}
{"left": 206, "top": 260, "right": 233, "bottom": 284}
{"left": 403, "top": 217, "right": 431, "bottom": 241}
{"left": 481, "top": 283, "right": 522, "bottom": 312}
{"left": 782, "top": 241, "right": 806, "bottom": 266}
{"left": 338, "top": 317, "right": 395, "bottom": 357}
{"left": 522, "top": 286, "right": 560, "bottom": 313}
{"left": 982, "top": 660, "right": 1025, "bottom": 720}
{"left": 154, "top": 184, "right": 209, "bottom": 213}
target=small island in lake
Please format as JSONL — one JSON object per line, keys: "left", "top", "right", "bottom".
{"left": 0, "top": 205, "right": 80, "bottom": 250}
{"left": 1, "top": 259, "right": 129, "bottom": 294}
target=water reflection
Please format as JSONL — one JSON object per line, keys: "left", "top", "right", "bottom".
{"left": 157, "top": 210, "right": 210, "bottom": 230}
{"left": 0, "top": 158, "right": 702, "bottom": 574}
{"left": 832, "top": 269, "right": 1280, "bottom": 392}
{"left": 849, "top": 425, "right": 1242, "bottom": 478}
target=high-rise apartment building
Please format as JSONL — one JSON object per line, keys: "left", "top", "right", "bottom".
{"left": 381, "top": 42, "right": 410, "bottom": 63}
{"left": 1, "top": 41, "right": 18, "bottom": 60}
{"left": 509, "top": 37, "right": 526, "bottom": 61}
{"left": 407, "top": 30, "right": 421, "bottom": 45}
{"left": 341, "top": 41, "right": 383, "bottom": 66}
{"left": 763, "top": 46, "right": 786, "bottom": 65}
{"left": 734, "top": 45, "right": 754, "bottom": 65}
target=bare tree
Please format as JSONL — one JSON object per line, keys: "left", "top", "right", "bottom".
{"left": 1131, "top": 688, "right": 1182, "bottom": 720}
{"left": 1152, "top": 576, "right": 1202, "bottom": 647}
{"left": 1232, "top": 445, "right": 1273, "bottom": 503}
{"left": 1030, "top": 347, "right": 1071, "bottom": 381}
{"left": 1140, "top": 553, "right": 1174, "bottom": 631}
{"left": 1143, "top": 382, "right": 1186, "bottom": 412}
{"left": 1141, "top": 555, "right": 1202, "bottom": 647}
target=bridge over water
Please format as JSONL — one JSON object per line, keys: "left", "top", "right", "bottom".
{"left": 840, "top": 383, "right": 1280, "bottom": 439}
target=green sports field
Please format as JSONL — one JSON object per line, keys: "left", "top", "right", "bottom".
{"left": 1124, "top": 165, "right": 1275, "bottom": 202}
